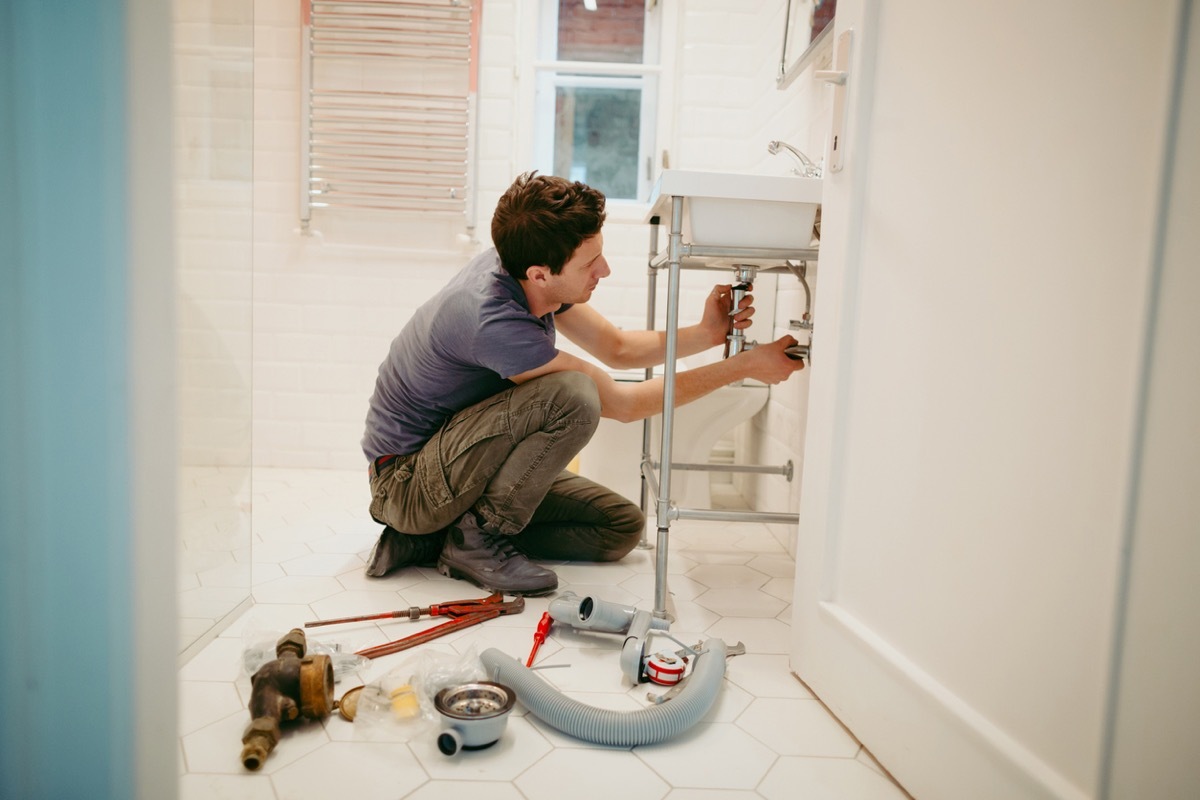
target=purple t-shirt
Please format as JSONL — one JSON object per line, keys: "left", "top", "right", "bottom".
{"left": 362, "top": 249, "right": 568, "bottom": 459}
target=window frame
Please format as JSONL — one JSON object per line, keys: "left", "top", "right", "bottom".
{"left": 528, "top": 0, "right": 669, "bottom": 206}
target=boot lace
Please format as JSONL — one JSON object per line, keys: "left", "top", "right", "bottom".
{"left": 482, "top": 532, "right": 522, "bottom": 563}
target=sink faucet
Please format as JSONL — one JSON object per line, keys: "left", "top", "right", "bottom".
{"left": 768, "top": 140, "right": 822, "bottom": 178}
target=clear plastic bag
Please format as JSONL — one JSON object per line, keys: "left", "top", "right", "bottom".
{"left": 241, "top": 626, "right": 370, "bottom": 684}
{"left": 352, "top": 646, "right": 485, "bottom": 741}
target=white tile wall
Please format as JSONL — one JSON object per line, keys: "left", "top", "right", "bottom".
{"left": 668, "top": 1, "right": 833, "bottom": 555}
{"left": 175, "top": 0, "right": 258, "bottom": 656}
{"left": 241, "top": 0, "right": 834, "bottom": 554}
{"left": 175, "top": 0, "right": 254, "bottom": 467}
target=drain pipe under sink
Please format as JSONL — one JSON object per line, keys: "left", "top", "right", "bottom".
{"left": 479, "top": 638, "right": 728, "bottom": 747}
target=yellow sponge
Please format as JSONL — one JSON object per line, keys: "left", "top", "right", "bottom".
{"left": 389, "top": 684, "right": 420, "bottom": 719}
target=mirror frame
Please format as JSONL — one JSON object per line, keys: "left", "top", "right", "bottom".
{"left": 777, "top": 0, "right": 835, "bottom": 89}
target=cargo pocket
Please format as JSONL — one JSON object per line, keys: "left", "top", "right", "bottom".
{"left": 368, "top": 458, "right": 414, "bottom": 524}
{"left": 422, "top": 392, "right": 514, "bottom": 509}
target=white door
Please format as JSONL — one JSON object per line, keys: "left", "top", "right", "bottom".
{"left": 790, "top": 2, "right": 1181, "bottom": 798}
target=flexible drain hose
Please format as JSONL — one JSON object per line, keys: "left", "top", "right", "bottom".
{"left": 479, "top": 638, "right": 727, "bottom": 747}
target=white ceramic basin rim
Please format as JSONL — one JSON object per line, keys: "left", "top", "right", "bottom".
{"left": 646, "top": 169, "right": 822, "bottom": 250}
{"left": 649, "top": 169, "right": 822, "bottom": 206}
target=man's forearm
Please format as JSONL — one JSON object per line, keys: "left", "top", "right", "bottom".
{"left": 609, "top": 323, "right": 723, "bottom": 370}
{"left": 608, "top": 355, "right": 747, "bottom": 423}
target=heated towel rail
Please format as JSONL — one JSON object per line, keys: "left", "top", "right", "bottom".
{"left": 300, "top": 0, "right": 479, "bottom": 228}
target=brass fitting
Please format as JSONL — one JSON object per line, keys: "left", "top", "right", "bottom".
{"left": 240, "top": 628, "right": 334, "bottom": 770}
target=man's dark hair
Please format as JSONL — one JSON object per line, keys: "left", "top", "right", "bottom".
{"left": 491, "top": 172, "right": 607, "bottom": 279}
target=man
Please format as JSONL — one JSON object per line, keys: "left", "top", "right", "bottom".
{"left": 361, "top": 171, "right": 805, "bottom": 596}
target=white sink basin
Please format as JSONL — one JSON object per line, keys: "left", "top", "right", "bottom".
{"left": 646, "top": 169, "right": 821, "bottom": 250}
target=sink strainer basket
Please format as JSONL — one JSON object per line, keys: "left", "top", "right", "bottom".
{"left": 433, "top": 681, "right": 515, "bottom": 756}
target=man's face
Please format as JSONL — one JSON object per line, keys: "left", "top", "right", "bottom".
{"left": 550, "top": 233, "right": 609, "bottom": 304}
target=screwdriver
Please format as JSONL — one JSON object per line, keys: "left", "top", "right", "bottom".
{"left": 525, "top": 612, "right": 553, "bottom": 667}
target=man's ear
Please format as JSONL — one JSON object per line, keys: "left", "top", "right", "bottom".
{"left": 525, "top": 265, "right": 552, "bottom": 285}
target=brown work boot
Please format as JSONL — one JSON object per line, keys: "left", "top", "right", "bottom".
{"left": 365, "top": 527, "right": 446, "bottom": 577}
{"left": 437, "top": 511, "right": 558, "bottom": 596}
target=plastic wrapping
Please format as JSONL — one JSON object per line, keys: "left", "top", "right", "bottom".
{"left": 241, "top": 626, "right": 369, "bottom": 684}
{"left": 352, "top": 647, "right": 485, "bottom": 741}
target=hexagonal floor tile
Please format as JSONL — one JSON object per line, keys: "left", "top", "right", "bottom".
{"left": 703, "top": 617, "right": 792, "bottom": 655}
{"left": 746, "top": 553, "right": 795, "bottom": 577}
{"left": 409, "top": 714, "right": 551, "bottom": 781}
{"left": 555, "top": 562, "right": 637, "bottom": 587}
{"left": 270, "top": 741, "right": 427, "bottom": 800}
{"left": 538, "top": 645, "right": 631, "bottom": 694}
{"left": 405, "top": 780, "right": 527, "bottom": 800}
{"left": 178, "top": 679, "right": 243, "bottom": 737}
{"left": 694, "top": 586, "right": 787, "bottom": 618}
{"left": 620, "top": 571, "right": 706, "bottom": 603}
{"left": 736, "top": 697, "right": 860, "bottom": 757}
{"left": 253, "top": 575, "right": 345, "bottom": 605}
{"left": 758, "top": 754, "right": 910, "bottom": 799}
{"left": 634, "top": 722, "right": 776, "bottom": 790}
{"left": 307, "top": 588, "right": 409, "bottom": 625}
{"left": 725, "top": 653, "right": 812, "bottom": 699}
{"left": 179, "top": 772, "right": 277, "bottom": 800}
{"left": 281, "top": 551, "right": 361, "bottom": 577}
{"left": 686, "top": 563, "right": 769, "bottom": 590}
{"left": 517, "top": 748, "right": 669, "bottom": 800}
{"left": 761, "top": 576, "right": 794, "bottom": 602}
{"left": 181, "top": 708, "right": 327, "bottom": 775}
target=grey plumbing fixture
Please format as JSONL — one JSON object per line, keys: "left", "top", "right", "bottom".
{"left": 768, "top": 140, "right": 823, "bottom": 178}
{"left": 784, "top": 342, "right": 811, "bottom": 362}
{"left": 724, "top": 265, "right": 759, "bottom": 358}
{"left": 548, "top": 591, "right": 672, "bottom": 684}
{"left": 433, "top": 681, "right": 516, "bottom": 756}
{"left": 641, "top": 195, "right": 818, "bottom": 616}
{"left": 786, "top": 260, "right": 814, "bottom": 364}
{"left": 548, "top": 591, "right": 669, "bottom": 635}
{"left": 787, "top": 261, "right": 813, "bottom": 330}
{"left": 480, "top": 639, "right": 729, "bottom": 747}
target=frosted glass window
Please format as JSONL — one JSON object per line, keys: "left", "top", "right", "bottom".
{"left": 554, "top": 85, "right": 640, "bottom": 200}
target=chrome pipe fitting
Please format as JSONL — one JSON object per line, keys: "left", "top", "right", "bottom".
{"left": 725, "top": 264, "right": 758, "bottom": 358}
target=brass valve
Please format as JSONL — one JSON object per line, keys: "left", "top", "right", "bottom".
{"left": 240, "top": 628, "right": 334, "bottom": 770}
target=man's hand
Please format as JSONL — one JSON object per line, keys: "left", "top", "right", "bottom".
{"left": 700, "top": 283, "right": 755, "bottom": 347}
{"left": 735, "top": 335, "right": 807, "bottom": 384}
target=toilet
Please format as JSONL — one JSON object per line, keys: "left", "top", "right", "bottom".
{"left": 575, "top": 362, "right": 769, "bottom": 511}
